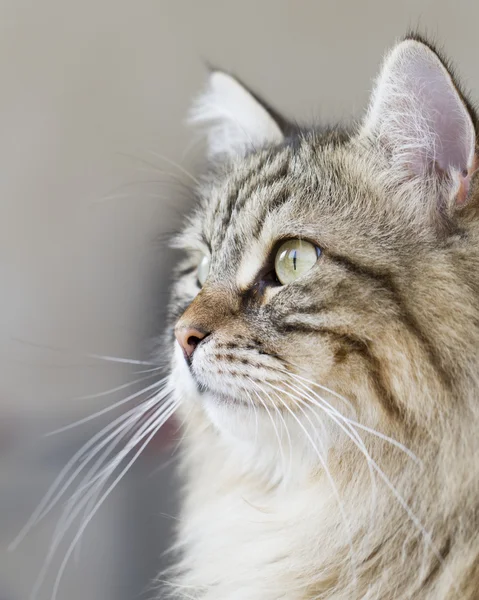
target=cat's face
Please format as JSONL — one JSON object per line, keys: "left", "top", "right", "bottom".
{"left": 168, "top": 38, "right": 479, "bottom": 470}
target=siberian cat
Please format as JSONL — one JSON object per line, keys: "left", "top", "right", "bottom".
{"left": 165, "top": 35, "right": 479, "bottom": 599}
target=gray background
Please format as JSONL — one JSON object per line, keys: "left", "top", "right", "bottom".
{"left": 1, "top": 1, "right": 476, "bottom": 598}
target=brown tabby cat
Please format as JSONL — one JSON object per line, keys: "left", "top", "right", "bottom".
{"left": 166, "top": 34, "right": 479, "bottom": 599}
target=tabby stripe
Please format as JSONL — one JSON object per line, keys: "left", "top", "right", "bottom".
{"left": 223, "top": 154, "right": 271, "bottom": 218}
{"left": 277, "top": 323, "right": 404, "bottom": 418}
{"left": 222, "top": 156, "right": 290, "bottom": 242}
{"left": 328, "top": 252, "right": 453, "bottom": 389}
{"left": 238, "top": 158, "right": 289, "bottom": 213}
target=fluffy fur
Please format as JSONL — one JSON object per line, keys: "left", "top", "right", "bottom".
{"left": 164, "top": 36, "right": 479, "bottom": 599}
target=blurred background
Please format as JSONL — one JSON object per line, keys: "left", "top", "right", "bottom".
{"left": 1, "top": 1, "right": 477, "bottom": 598}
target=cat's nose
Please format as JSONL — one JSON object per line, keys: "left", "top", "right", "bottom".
{"left": 175, "top": 326, "right": 209, "bottom": 360}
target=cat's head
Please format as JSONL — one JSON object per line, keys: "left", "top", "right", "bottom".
{"left": 168, "top": 37, "right": 479, "bottom": 475}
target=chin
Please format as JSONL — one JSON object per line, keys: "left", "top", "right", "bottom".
{"left": 171, "top": 344, "right": 333, "bottom": 478}
{"left": 172, "top": 353, "right": 264, "bottom": 443}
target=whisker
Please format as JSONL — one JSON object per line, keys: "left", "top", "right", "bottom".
{"left": 72, "top": 405, "right": 152, "bottom": 563}
{"left": 11, "top": 337, "right": 161, "bottom": 367}
{"left": 45, "top": 379, "right": 165, "bottom": 437}
{"left": 49, "top": 400, "right": 179, "bottom": 600}
{"left": 341, "top": 420, "right": 422, "bottom": 466}
{"left": 275, "top": 362, "right": 355, "bottom": 412}
{"left": 256, "top": 383, "right": 294, "bottom": 480}
{"left": 74, "top": 373, "right": 160, "bottom": 401}
{"left": 154, "top": 577, "right": 198, "bottom": 600}
{"left": 64, "top": 393, "right": 164, "bottom": 509}
{"left": 10, "top": 413, "right": 137, "bottom": 550}
{"left": 270, "top": 397, "right": 294, "bottom": 481}
{"left": 58, "top": 391, "right": 172, "bottom": 512}
{"left": 134, "top": 365, "right": 164, "bottom": 374}
{"left": 280, "top": 376, "right": 454, "bottom": 590}
{"left": 249, "top": 387, "right": 286, "bottom": 475}
{"left": 10, "top": 380, "right": 168, "bottom": 550}
{"left": 31, "top": 396, "right": 178, "bottom": 600}
{"left": 156, "top": 405, "right": 194, "bottom": 470}
{"left": 72, "top": 393, "right": 175, "bottom": 561}
{"left": 257, "top": 378, "right": 358, "bottom": 586}
{"left": 116, "top": 151, "right": 197, "bottom": 192}
{"left": 283, "top": 378, "right": 378, "bottom": 532}
{"left": 86, "top": 352, "right": 160, "bottom": 366}
{"left": 276, "top": 365, "right": 420, "bottom": 464}
{"left": 146, "top": 150, "right": 200, "bottom": 186}
{"left": 247, "top": 389, "right": 260, "bottom": 447}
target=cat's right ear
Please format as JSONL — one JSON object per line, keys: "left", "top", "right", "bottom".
{"left": 188, "top": 71, "right": 284, "bottom": 160}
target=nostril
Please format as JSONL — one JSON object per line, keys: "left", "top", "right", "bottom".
{"left": 175, "top": 326, "right": 210, "bottom": 360}
{"left": 187, "top": 335, "right": 203, "bottom": 349}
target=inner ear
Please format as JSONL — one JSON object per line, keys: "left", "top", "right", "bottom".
{"left": 360, "top": 38, "right": 477, "bottom": 207}
{"left": 188, "top": 71, "right": 286, "bottom": 160}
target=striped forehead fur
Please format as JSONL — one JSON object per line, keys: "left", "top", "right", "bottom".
{"left": 164, "top": 35, "right": 479, "bottom": 599}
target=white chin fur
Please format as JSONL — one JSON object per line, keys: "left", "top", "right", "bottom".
{"left": 171, "top": 344, "right": 334, "bottom": 479}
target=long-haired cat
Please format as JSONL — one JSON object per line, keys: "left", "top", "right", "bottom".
{"left": 165, "top": 34, "right": 479, "bottom": 599}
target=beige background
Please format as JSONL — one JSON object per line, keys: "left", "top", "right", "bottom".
{"left": 1, "top": 1, "right": 476, "bottom": 598}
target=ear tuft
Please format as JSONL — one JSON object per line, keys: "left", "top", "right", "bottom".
{"left": 188, "top": 71, "right": 283, "bottom": 160}
{"left": 361, "top": 38, "right": 477, "bottom": 209}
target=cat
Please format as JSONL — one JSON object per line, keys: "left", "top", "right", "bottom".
{"left": 165, "top": 34, "right": 479, "bottom": 599}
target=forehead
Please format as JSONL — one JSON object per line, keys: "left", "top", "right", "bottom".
{"left": 204, "top": 138, "right": 349, "bottom": 242}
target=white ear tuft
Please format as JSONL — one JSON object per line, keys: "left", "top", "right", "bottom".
{"left": 361, "top": 39, "right": 476, "bottom": 205}
{"left": 188, "top": 71, "right": 284, "bottom": 160}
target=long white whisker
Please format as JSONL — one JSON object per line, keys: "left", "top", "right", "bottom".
{"left": 283, "top": 377, "right": 376, "bottom": 476}
{"left": 31, "top": 397, "right": 177, "bottom": 600}
{"left": 271, "top": 398, "right": 294, "bottom": 481}
{"left": 275, "top": 364, "right": 354, "bottom": 412}
{"left": 282, "top": 376, "right": 453, "bottom": 588}
{"left": 279, "top": 365, "right": 419, "bottom": 471}
{"left": 257, "top": 383, "right": 294, "bottom": 480}
{"left": 11, "top": 337, "right": 161, "bottom": 367}
{"left": 86, "top": 352, "right": 160, "bottom": 366}
{"left": 74, "top": 374, "right": 159, "bottom": 401}
{"left": 60, "top": 393, "right": 172, "bottom": 512}
{"left": 42, "top": 403, "right": 151, "bottom": 529}
{"left": 116, "top": 151, "right": 198, "bottom": 190}
{"left": 10, "top": 381, "right": 168, "bottom": 551}
{"left": 49, "top": 400, "right": 179, "bottom": 600}
{"left": 248, "top": 389, "right": 260, "bottom": 447}
{"left": 259, "top": 379, "right": 358, "bottom": 585}
{"left": 72, "top": 392, "right": 174, "bottom": 561}
{"left": 342, "top": 419, "right": 422, "bottom": 465}
{"left": 134, "top": 365, "right": 164, "bottom": 375}
{"left": 66, "top": 392, "right": 164, "bottom": 510}
{"left": 283, "top": 378, "right": 378, "bottom": 531}
{"left": 249, "top": 386, "right": 286, "bottom": 476}
{"left": 146, "top": 150, "right": 200, "bottom": 186}
{"left": 73, "top": 407, "right": 149, "bottom": 563}
{"left": 9, "top": 402, "right": 148, "bottom": 550}
{"left": 45, "top": 379, "right": 165, "bottom": 437}
{"left": 279, "top": 367, "right": 420, "bottom": 464}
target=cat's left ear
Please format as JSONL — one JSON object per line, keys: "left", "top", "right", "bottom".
{"left": 188, "top": 71, "right": 284, "bottom": 160}
{"left": 360, "top": 38, "right": 478, "bottom": 211}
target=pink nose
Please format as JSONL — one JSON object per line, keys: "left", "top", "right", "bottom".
{"left": 175, "top": 326, "right": 208, "bottom": 360}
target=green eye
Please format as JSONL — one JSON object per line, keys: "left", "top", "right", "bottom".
{"left": 197, "top": 255, "right": 210, "bottom": 286}
{"left": 274, "top": 239, "right": 320, "bottom": 285}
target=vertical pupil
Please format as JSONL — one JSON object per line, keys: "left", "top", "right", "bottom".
{"left": 292, "top": 249, "right": 297, "bottom": 271}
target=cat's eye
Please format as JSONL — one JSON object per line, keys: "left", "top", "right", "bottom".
{"left": 274, "top": 239, "right": 320, "bottom": 285}
{"left": 197, "top": 255, "right": 210, "bottom": 286}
